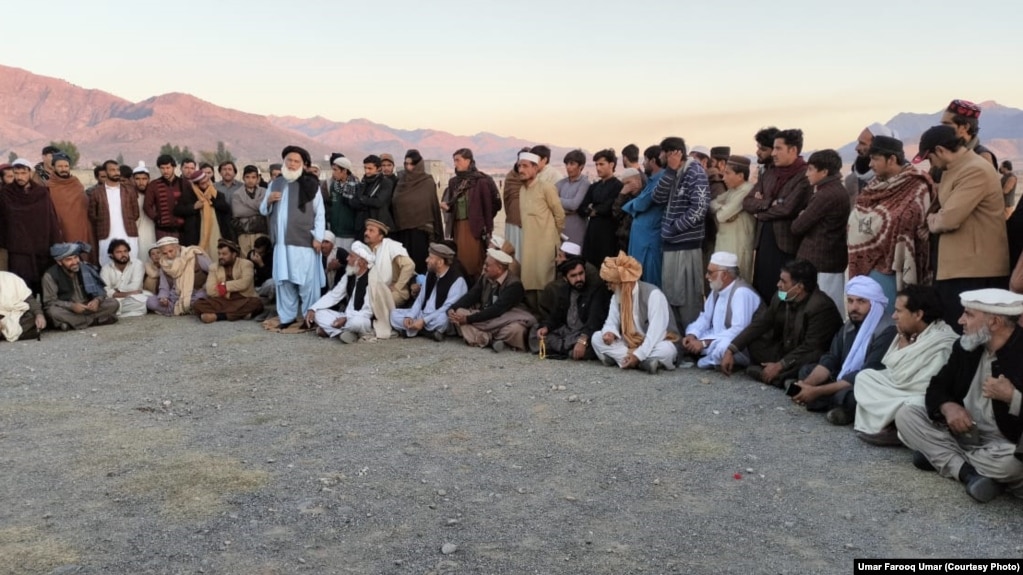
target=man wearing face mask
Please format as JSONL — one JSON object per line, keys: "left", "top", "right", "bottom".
{"left": 720, "top": 259, "right": 843, "bottom": 387}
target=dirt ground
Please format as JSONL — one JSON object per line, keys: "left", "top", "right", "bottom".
{"left": 1, "top": 315, "right": 1021, "bottom": 575}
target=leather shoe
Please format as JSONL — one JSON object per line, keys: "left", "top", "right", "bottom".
{"left": 911, "top": 451, "right": 935, "bottom": 472}
{"left": 964, "top": 474, "right": 1004, "bottom": 503}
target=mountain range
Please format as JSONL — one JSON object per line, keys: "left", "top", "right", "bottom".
{"left": 1, "top": 64, "right": 1020, "bottom": 170}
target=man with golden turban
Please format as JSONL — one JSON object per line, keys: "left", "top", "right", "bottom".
{"left": 592, "top": 251, "right": 679, "bottom": 374}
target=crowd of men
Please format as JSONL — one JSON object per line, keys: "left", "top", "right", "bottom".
{"left": 2, "top": 98, "right": 1023, "bottom": 503}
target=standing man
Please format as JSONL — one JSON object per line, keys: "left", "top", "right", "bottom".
{"left": 0, "top": 159, "right": 63, "bottom": 292}
{"left": 175, "top": 169, "right": 232, "bottom": 255}
{"left": 531, "top": 145, "right": 565, "bottom": 187}
{"left": 580, "top": 149, "right": 624, "bottom": 268}
{"left": 180, "top": 158, "right": 197, "bottom": 181}
{"left": 742, "top": 129, "right": 812, "bottom": 302}
{"left": 517, "top": 150, "right": 566, "bottom": 313}
{"left": 941, "top": 99, "right": 998, "bottom": 170}
{"left": 42, "top": 242, "right": 119, "bottom": 329}
{"left": 88, "top": 160, "right": 140, "bottom": 266}
{"left": 145, "top": 155, "right": 187, "bottom": 241}
{"left": 390, "top": 243, "right": 468, "bottom": 340}
{"left": 917, "top": 125, "right": 1009, "bottom": 330}
{"left": 192, "top": 239, "right": 264, "bottom": 323}
{"left": 215, "top": 161, "right": 243, "bottom": 209}
{"left": 440, "top": 148, "right": 496, "bottom": 278}
{"left": 47, "top": 152, "right": 96, "bottom": 264}
{"left": 33, "top": 145, "right": 60, "bottom": 185}
{"left": 260, "top": 146, "right": 327, "bottom": 330}
{"left": 555, "top": 149, "right": 590, "bottom": 245}
{"left": 132, "top": 162, "right": 157, "bottom": 254}
{"left": 1000, "top": 161, "right": 1017, "bottom": 219}
{"left": 652, "top": 136, "right": 710, "bottom": 329}
{"left": 352, "top": 154, "right": 395, "bottom": 238}
{"left": 379, "top": 154, "right": 399, "bottom": 188}
{"left": 326, "top": 155, "right": 360, "bottom": 249}
{"left": 231, "top": 165, "right": 269, "bottom": 256}
{"left": 791, "top": 149, "right": 850, "bottom": 312}
{"left": 845, "top": 123, "right": 897, "bottom": 204}
{"left": 100, "top": 239, "right": 150, "bottom": 318}
{"left": 622, "top": 145, "right": 666, "bottom": 286}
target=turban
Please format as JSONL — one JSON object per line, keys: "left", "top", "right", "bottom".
{"left": 960, "top": 289, "right": 1023, "bottom": 317}
{"left": 599, "top": 252, "right": 642, "bottom": 285}
{"left": 281, "top": 145, "right": 312, "bottom": 167}
{"left": 322, "top": 230, "right": 336, "bottom": 244}
{"left": 350, "top": 240, "right": 376, "bottom": 267}
{"left": 837, "top": 276, "right": 889, "bottom": 380}
{"left": 50, "top": 242, "right": 92, "bottom": 260}
{"left": 133, "top": 161, "right": 149, "bottom": 175}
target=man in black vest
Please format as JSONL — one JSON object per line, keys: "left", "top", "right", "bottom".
{"left": 529, "top": 256, "right": 611, "bottom": 360}
{"left": 306, "top": 241, "right": 375, "bottom": 343}
{"left": 41, "top": 242, "right": 119, "bottom": 330}
{"left": 390, "top": 243, "right": 468, "bottom": 340}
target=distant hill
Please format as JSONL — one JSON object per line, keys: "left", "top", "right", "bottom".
{"left": 0, "top": 64, "right": 574, "bottom": 169}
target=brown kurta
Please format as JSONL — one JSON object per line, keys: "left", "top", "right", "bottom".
{"left": 47, "top": 175, "right": 97, "bottom": 264}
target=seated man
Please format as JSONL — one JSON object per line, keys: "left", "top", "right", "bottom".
{"left": 529, "top": 256, "right": 611, "bottom": 360}
{"left": 788, "top": 276, "right": 897, "bottom": 423}
{"left": 143, "top": 245, "right": 162, "bottom": 294}
{"left": 539, "top": 240, "right": 599, "bottom": 321}
{"left": 146, "top": 236, "right": 211, "bottom": 316}
{"left": 306, "top": 241, "right": 375, "bottom": 343}
{"left": 249, "top": 235, "right": 275, "bottom": 320}
{"left": 363, "top": 218, "right": 416, "bottom": 338}
{"left": 854, "top": 285, "right": 958, "bottom": 445}
{"left": 193, "top": 239, "right": 264, "bottom": 323}
{"left": 0, "top": 270, "right": 46, "bottom": 341}
{"left": 320, "top": 230, "right": 345, "bottom": 293}
{"left": 721, "top": 259, "right": 843, "bottom": 386}
{"left": 679, "top": 251, "right": 762, "bottom": 369}
{"left": 896, "top": 289, "right": 1023, "bottom": 503}
{"left": 592, "top": 252, "right": 679, "bottom": 374}
{"left": 390, "top": 243, "right": 468, "bottom": 340}
{"left": 42, "top": 242, "right": 119, "bottom": 330}
{"left": 100, "top": 239, "right": 150, "bottom": 318}
{"left": 448, "top": 249, "right": 536, "bottom": 352}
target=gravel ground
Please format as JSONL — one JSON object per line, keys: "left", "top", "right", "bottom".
{"left": 1, "top": 314, "right": 1021, "bottom": 575}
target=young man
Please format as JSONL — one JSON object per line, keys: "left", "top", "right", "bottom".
{"left": 192, "top": 239, "right": 264, "bottom": 323}
{"left": 231, "top": 165, "right": 268, "bottom": 257}
{"left": 88, "top": 159, "right": 140, "bottom": 266}
{"left": 555, "top": 149, "right": 590, "bottom": 245}
{"left": 100, "top": 239, "right": 150, "bottom": 318}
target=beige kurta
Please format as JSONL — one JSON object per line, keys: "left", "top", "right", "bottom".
{"left": 518, "top": 178, "right": 565, "bottom": 291}
{"left": 711, "top": 181, "right": 755, "bottom": 281}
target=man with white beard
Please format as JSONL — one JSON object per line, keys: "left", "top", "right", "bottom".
{"left": 306, "top": 241, "right": 375, "bottom": 343}
{"left": 260, "top": 146, "right": 326, "bottom": 330}
{"left": 896, "top": 289, "right": 1023, "bottom": 503}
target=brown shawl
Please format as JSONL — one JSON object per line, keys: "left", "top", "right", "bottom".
{"left": 392, "top": 162, "right": 443, "bottom": 237}
{"left": 47, "top": 174, "right": 96, "bottom": 263}
{"left": 848, "top": 166, "right": 934, "bottom": 287}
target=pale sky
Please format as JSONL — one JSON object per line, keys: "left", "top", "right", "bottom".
{"left": 6, "top": 0, "right": 1023, "bottom": 154}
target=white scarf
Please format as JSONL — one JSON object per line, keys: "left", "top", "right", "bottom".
{"left": 0, "top": 271, "right": 32, "bottom": 342}
{"left": 368, "top": 238, "right": 408, "bottom": 286}
{"left": 837, "top": 276, "right": 889, "bottom": 380}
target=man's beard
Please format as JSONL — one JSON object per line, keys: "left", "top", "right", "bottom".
{"left": 282, "top": 166, "right": 303, "bottom": 182}
{"left": 55, "top": 170, "right": 71, "bottom": 179}
{"left": 709, "top": 279, "right": 724, "bottom": 293}
{"left": 107, "top": 175, "right": 120, "bottom": 183}
{"left": 959, "top": 325, "right": 992, "bottom": 351}
{"left": 570, "top": 280, "right": 587, "bottom": 292}
{"left": 345, "top": 265, "right": 359, "bottom": 276}
{"left": 114, "top": 255, "right": 130, "bottom": 265}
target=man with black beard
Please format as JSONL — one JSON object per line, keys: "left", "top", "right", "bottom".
{"left": 896, "top": 288, "right": 1023, "bottom": 503}
{"left": 100, "top": 239, "right": 149, "bottom": 318}
{"left": 47, "top": 153, "right": 96, "bottom": 264}
{"left": 390, "top": 242, "right": 468, "bottom": 340}
{"left": 88, "top": 159, "right": 140, "bottom": 266}
{"left": 0, "top": 159, "right": 63, "bottom": 293}
{"left": 529, "top": 257, "right": 612, "bottom": 360}
{"left": 844, "top": 123, "right": 897, "bottom": 206}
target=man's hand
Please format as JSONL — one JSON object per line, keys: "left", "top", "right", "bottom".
{"left": 326, "top": 259, "right": 341, "bottom": 271}
{"left": 665, "top": 150, "right": 684, "bottom": 170}
{"left": 410, "top": 283, "right": 421, "bottom": 299}
{"left": 413, "top": 318, "right": 426, "bottom": 332}
{"left": 940, "top": 402, "right": 974, "bottom": 434}
{"left": 761, "top": 362, "right": 783, "bottom": 384}
{"left": 250, "top": 252, "right": 263, "bottom": 266}
{"left": 86, "top": 299, "right": 100, "bottom": 312}
{"left": 312, "top": 240, "right": 322, "bottom": 252}
{"left": 622, "top": 353, "right": 640, "bottom": 369}
{"left": 602, "top": 332, "right": 616, "bottom": 346}
{"left": 403, "top": 317, "right": 414, "bottom": 329}
{"left": 681, "top": 335, "right": 704, "bottom": 354}
{"left": 193, "top": 200, "right": 204, "bottom": 210}
{"left": 267, "top": 191, "right": 282, "bottom": 204}
{"left": 332, "top": 316, "right": 347, "bottom": 329}
{"left": 70, "top": 302, "right": 87, "bottom": 314}
{"left": 440, "top": 201, "right": 449, "bottom": 211}
{"left": 158, "top": 297, "right": 170, "bottom": 308}
{"left": 571, "top": 341, "right": 587, "bottom": 361}
{"left": 720, "top": 349, "right": 735, "bottom": 376}
{"left": 982, "top": 375, "right": 1016, "bottom": 404}
{"left": 536, "top": 326, "right": 549, "bottom": 339}
{"left": 305, "top": 309, "right": 316, "bottom": 325}
{"left": 791, "top": 383, "right": 824, "bottom": 406}
{"left": 34, "top": 314, "right": 46, "bottom": 331}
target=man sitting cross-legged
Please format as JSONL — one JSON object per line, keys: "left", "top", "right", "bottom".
{"left": 42, "top": 242, "right": 119, "bottom": 330}
{"left": 390, "top": 243, "right": 468, "bottom": 340}
{"left": 0, "top": 271, "right": 46, "bottom": 341}
{"left": 529, "top": 256, "right": 611, "bottom": 360}
{"left": 192, "top": 239, "right": 264, "bottom": 323}
{"left": 447, "top": 249, "right": 536, "bottom": 352}
{"left": 146, "top": 236, "right": 211, "bottom": 316}
{"left": 100, "top": 239, "right": 150, "bottom": 318}
{"left": 306, "top": 241, "right": 375, "bottom": 343}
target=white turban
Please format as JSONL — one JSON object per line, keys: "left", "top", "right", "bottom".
{"left": 867, "top": 122, "right": 898, "bottom": 140}
{"left": 518, "top": 152, "right": 540, "bottom": 164}
{"left": 350, "top": 240, "right": 375, "bottom": 268}
{"left": 837, "top": 276, "right": 889, "bottom": 381}
{"left": 960, "top": 289, "right": 1023, "bottom": 317}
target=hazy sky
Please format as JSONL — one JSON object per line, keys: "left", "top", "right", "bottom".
{"left": 7, "top": 0, "right": 1023, "bottom": 154}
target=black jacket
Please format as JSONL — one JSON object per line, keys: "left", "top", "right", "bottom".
{"left": 539, "top": 278, "right": 611, "bottom": 340}
{"left": 925, "top": 326, "right": 1023, "bottom": 444}
{"left": 451, "top": 273, "right": 525, "bottom": 324}
{"left": 173, "top": 184, "right": 235, "bottom": 247}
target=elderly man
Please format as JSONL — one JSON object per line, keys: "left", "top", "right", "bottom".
{"left": 390, "top": 243, "right": 468, "bottom": 340}
{"left": 845, "top": 123, "right": 897, "bottom": 203}
{"left": 530, "top": 256, "right": 611, "bottom": 360}
{"left": 721, "top": 259, "right": 843, "bottom": 387}
{"left": 42, "top": 242, "right": 119, "bottom": 330}
{"left": 517, "top": 150, "right": 567, "bottom": 313}
{"left": 319, "top": 230, "right": 345, "bottom": 292}
{"left": 100, "top": 239, "right": 150, "bottom": 318}
{"left": 191, "top": 239, "right": 264, "bottom": 323}
{"left": 592, "top": 252, "right": 679, "bottom": 373}
{"left": 448, "top": 249, "right": 536, "bottom": 352}
{"left": 896, "top": 289, "right": 1023, "bottom": 502}
{"left": 260, "top": 146, "right": 326, "bottom": 330}
{"left": 787, "top": 276, "right": 897, "bottom": 424}
{"left": 47, "top": 153, "right": 96, "bottom": 264}
{"left": 680, "top": 252, "right": 762, "bottom": 369}
{"left": 917, "top": 125, "right": 1009, "bottom": 331}
{"left": 88, "top": 160, "right": 140, "bottom": 266}
{"left": 362, "top": 218, "right": 416, "bottom": 338}
{"left": 1, "top": 158, "right": 63, "bottom": 293}
{"left": 0, "top": 271, "right": 46, "bottom": 342}
{"left": 306, "top": 241, "right": 375, "bottom": 343}
{"left": 853, "top": 285, "right": 958, "bottom": 445}
{"left": 146, "top": 236, "right": 211, "bottom": 316}
{"left": 652, "top": 136, "right": 710, "bottom": 330}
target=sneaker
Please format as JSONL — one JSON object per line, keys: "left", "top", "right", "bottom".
{"left": 432, "top": 330, "right": 445, "bottom": 343}
{"left": 339, "top": 331, "right": 358, "bottom": 344}
{"left": 640, "top": 359, "right": 660, "bottom": 375}
{"left": 825, "top": 407, "right": 852, "bottom": 426}
{"left": 200, "top": 313, "right": 217, "bottom": 324}
{"left": 492, "top": 340, "right": 505, "bottom": 353}
{"left": 911, "top": 451, "right": 936, "bottom": 472}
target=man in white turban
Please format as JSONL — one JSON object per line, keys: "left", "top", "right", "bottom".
{"left": 896, "top": 288, "right": 1023, "bottom": 503}
{"left": 306, "top": 240, "right": 375, "bottom": 343}
{"left": 846, "top": 122, "right": 899, "bottom": 202}
{"left": 787, "top": 275, "right": 897, "bottom": 424}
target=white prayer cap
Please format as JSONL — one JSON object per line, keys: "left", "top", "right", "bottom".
{"left": 11, "top": 158, "right": 32, "bottom": 169}
{"left": 333, "top": 156, "right": 353, "bottom": 171}
{"left": 709, "top": 251, "right": 739, "bottom": 268}
{"left": 154, "top": 236, "right": 179, "bottom": 248}
{"left": 133, "top": 161, "right": 149, "bottom": 175}
{"left": 560, "top": 241, "right": 582, "bottom": 256}
{"left": 487, "top": 248, "right": 513, "bottom": 266}
{"left": 490, "top": 235, "right": 505, "bottom": 249}
{"left": 960, "top": 289, "right": 1023, "bottom": 317}
{"left": 867, "top": 122, "right": 898, "bottom": 139}
{"left": 518, "top": 151, "right": 540, "bottom": 164}
{"left": 618, "top": 168, "right": 641, "bottom": 180}
{"left": 350, "top": 240, "right": 376, "bottom": 267}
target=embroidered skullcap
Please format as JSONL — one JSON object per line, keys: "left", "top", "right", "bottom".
{"left": 946, "top": 99, "right": 981, "bottom": 119}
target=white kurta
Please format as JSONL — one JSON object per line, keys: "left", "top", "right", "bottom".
{"left": 853, "top": 321, "right": 958, "bottom": 434}
{"left": 592, "top": 285, "right": 677, "bottom": 368}
{"left": 684, "top": 281, "right": 761, "bottom": 368}
{"left": 99, "top": 185, "right": 138, "bottom": 267}
{"left": 260, "top": 183, "right": 325, "bottom": 321}
{"left": 100, "top": 259, "right": 151, "bottom": 317}
{"left": 136, "top": 193, "right": 157, "bottom": 253}
{"left": 310, "top": 273, "right": 373, "bottom": 338}
{"left": 390, "top": 272, "right": 468, "bottom": 337}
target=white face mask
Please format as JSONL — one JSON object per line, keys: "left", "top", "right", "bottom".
{"left": 281, "top": 166, "right": 302, "bottom": 182}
